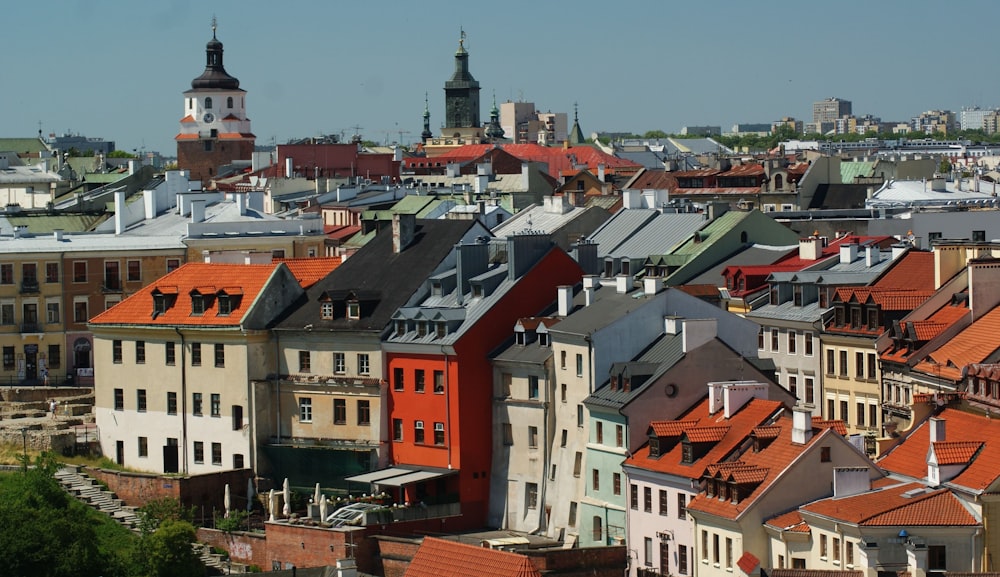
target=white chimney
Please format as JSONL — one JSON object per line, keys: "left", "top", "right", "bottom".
{"left": 616, "top": 273, "right": 633, "bottom": 294}
{"left": 557, "top": 285, "right": 573, "bottom": 317}
{"left": 891, "top": 243, "right": 908, "bottom": 260}
{"left": 236, "top": 193, "right": 247, "bottom": 216}
{"left": 928, "top": 417, "right": 945, "bottom": 444}
{"left": 833, "top": 467, "right": 871, "bottom": 498}
{"left": 865, "top": 246, "right": 881, "bottom": 267}
{"left": 791, "top": 405, "right": 813, "bottom": 445}
{"left": 839, "top": 243, "right": 858, "bottom": 264}
{"left": 190, "top": 200, "right": 205, "bottom": 223}
{"left": 643, "top": 276, "right": 661, "bottom": 295}
{"left": 799, "top": 236, "right": 823, "bottom": 260}
{"left": 664, "top": 316, "right": 683, "bottom": 335}
{"left": 285, "top": 157, "right": 293, "bottom": 178}
{"left": 582, "top": 275, "right": 599, "bottom": 290}
{"left": 336, "top": 558, "right": 358, "bottom": 577}
{"left": 53, "top": 229, "right": 64, "bottom": 242}
{"left": 446, "top": 162, "right": 461, "bottom": 178}
{"left": 114, "top": 189, "right": 126, "bottom": 235}
{"left": 584, "top": 286, "right": 596, "bottom": 307}
{"left": 720, "top": 381, "right": 769, "bottom": 418}
{"left": 128, "top": 159, "right": 139, "bottom": 175}
{"left": 622, "top": 189, "right": 641, "bottom": 210}
{"left": 144, "top": 189, "right": 158, "bottom": 219}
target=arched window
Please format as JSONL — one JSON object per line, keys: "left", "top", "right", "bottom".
{"left": 205, "top": 97, "right": 213, "bottom": 109}
{"left": 740, "top": 231, "right": 748, "bottom": 243}
{"left": 774, "top": 174, "right": 783, "bottom": 190}
{"left": 73, "top": 338, "right": 91, "bottom": 369}
{"left": 227, "top": 96, "right": 234, "bottom": 109}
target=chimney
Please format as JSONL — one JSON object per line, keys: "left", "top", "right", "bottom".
{"left": 643, "top": 276, "right": 661, "bottom": 295}
{"left": 144, "top": 189, "right": 158, "bottom": 219}
{"left": 791, "top": 404, "right": 813, "bottom": 445}
{"left": 128, "top": 159, "right": 139, "bottom": 175}
{"left": 833, "top": 467, "right": 871, "bottom": 498}
{"left": 865, "top": 245, "right": 881, "bottom": 267}
{"left": 190, "top": 200, "right": 205, "bottom": 223}
{"left": 392, "top": 213, "right": 416, "bottom": 254}
{"left": 720, "top": 381, "right": 769, "bottom": 418}
{"left": 521, "top": 162, "right": 530, "bottom": 190}
{"left": 455, "top": 239, "right": 490, "bottom": 305}
{"left": 891, "top": 243, "right": 908, "bottom": 260}
{"left": 616, "top": 273, "right": 633, "bottom": 294}
{"left": 53, "top": 229, "right": 64, "bottom": 242}
{"left": 114, "top": 189, "right": 127, "bottom": 235}
{"left": 574, "top": 241, "right": 600, "bottom": 275}
{"left": 839, "top": 243, "right": 858, "bottom": 264}
{"left": 336, "top": 558, "right": 358, "bottom": 577}
{"left": 622, "top": 189, "right": 641, "bottom": 209}
{"left": 598, "top": 163, "right": 606, "bottom": 182}
{"left": 708, "top": 381, "right": 725, "bottom": 415}
{"left": 446, "top": 162, "right": 461, "bottom": 178}
{"left": 584, "top": 285, "right": 596, "bottom": 306}
{"left": 285, "top": 157, "right": 293, "bottom": 178}
{"left": 664, "top": 316, "right": 683, "bottom": 335}
{"left": 928, "top": 417, "right": 945, "bottom": 444}
{"left": 799, "top": 236, "right": 823, "bottom": 260}
{"left": 477, "top": 162, "right": 493, "bottom": 176}
{"left": 236, "top": 193, "right": 248, "bottom": 216}
{"left": 557, "top": 285, "right": 573, "bottom": 317}
{"left": 474, "top": 174, "right": 489, "bottom": 195}
{"left": 682, "top": 318, "right": 717, "bottom": 353}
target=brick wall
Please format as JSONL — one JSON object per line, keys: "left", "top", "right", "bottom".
{"left": 197, "top": 528, "right": 268, "bottom": 570}
{"left": 372, "top": 536, "right": 420, "bottom": 577}
{"left": 86, "top": 467, "right": 253, "bottom": 517}
{"left": 526, "top": 545, "right": 627, "bottom": 577}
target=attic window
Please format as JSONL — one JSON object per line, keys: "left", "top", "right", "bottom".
{"left": 395, "top": 319, "right": 405, "bottom": 336}
{"left": 347, "top": 300, "right": 360, "bottom": 320}
{"left": 539, "top": 333, "right": 549, "bottom": 346}
{"left": 436, "top": 321, "right": 446, "bottom": 339}
{"left": 648, "top": 437, "right": 661, "bottom": 459}
{"left": 417, "top": 321, "right": 427, "bottom": 337}
{"left": 515, "top": 331, "right": 525, "bottom": 345}
{"left": 623, "top": 377, "right": 631, "bottom": 393}
{"left": 153, "top": 294, "right": 167, "bottom": 315}
{"left": 321, "top": 301, "right": 333, "bottom": 320}
{"left": 681, "top": 441, "right": 693, "bottom": 464}
{"left": 610, "top": 375, "right": 618, "bottom": 391}
{"left": 217, "top": 295, "right": 232, "bottom": 316}
{"left": 191, "top": 294, "right": 205, "bottom": 316}
{"left": 432, "top": 280, "right": 442, "bottom": 297}
{"left": 472, "top": 284, "right": 483, "bottom": 299}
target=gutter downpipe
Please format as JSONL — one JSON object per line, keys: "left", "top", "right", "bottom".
{"left": 275, "top": 331, "right": 281, "bottom": 444}
{"left": 536, "top": 358, "right": 551, "bottom": 535}
{"left": 441, "top": 345, "right": 453, "bottom": 470}
{"left": 173, "top": 327, "right": 188, "bottom": 474}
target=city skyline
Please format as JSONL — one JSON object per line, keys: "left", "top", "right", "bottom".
{"left": 4, "top": 0, "right": 999, "bottom": 155}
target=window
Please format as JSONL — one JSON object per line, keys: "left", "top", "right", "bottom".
{"left": 433, "top": 370, "right": 444, "bottom": 393}
{"left": 846, "top": 541, "right": 854, "bottom": 566}
{"left": 112, "top": 340, "right": 122, "bottom": 363}
{"left": 333, "top": 352, "right": 345, "bottom": 374}
{"left": 857, "top": 402, "right": 866, "bottom": 427}
{"left": 561, "top": 383, "right": 567, "bottom": 402}
{"left": 138, "top": 436, "right": 148, "bottom": 458}
{"left": 867, "top": 353, "right": 877, "bottom": 379}
{"left": 528, "top": 426, "right": 538, "bottom": 448}
{"left": 299, "top": 397, "right": 312, "bottom": 422}
{"left": 393, "top": 367, "right": 404, "bottom": 391}
{"left": 805, "top": 376, "right": 815, "bottom": 404}
{"left": 104, "top": 261, "right": 120, "bottom": 290}
{"left": 434, "top": 422, "right": 444, "bottom": 445}
{"left": 701, "top": 530, "right": 709, "bottom": 561}
{"left": 592, "top": 469, "right": 600, "bottom": 491}
{"left": 214, "top": 343, "right": 224, "bottom": 367}
{"left": 167, "top": 392, "right": 177, "bottom": 415}
{"left": 526, "top": 482, "right": 539, "bottom": 509}
{"left": 573, "top": 452, "right": 582, "bottom": 477}
{"left": 212, "top": 442, "right": 222, "bottom": 465}
{"left": 47, "top": 344, "right": 60, "bottom": 368}
{"left": 643, "top": 486, "right": 652, "bottom": 512}
{"left": 659, "top": 489, "right": 669, "bottom": 515}
{"left": 194, "top": 441, "right": 204, "bottom": 464}
{"left": 713, "top": 533, "right": 720, "bottom": 565}
{"left": 503, "top": 423, "right": 513, "bottom": 445}
{"left": 227, "top": 96, "right": 234, "bottom": 108}
{"left": 320, "top": 301, "right": 333, "bottom": 320}
{"left": 758, "top": 327, "right": 764, "bottom": 350}
{"left": 0, "top": 303, "right": 13, "bottom": 325}
{"left": 358, "top": 353, "right": 370, "bottom": 375}
{"left": 211, "top": 393, "right": 220, "bottom": 417}
{"left": 677, "top": 493, "right": 687, "bottom": 519}
{"left": 528, "top": 375, "right": 539, "bottom": 399}
{"left": 392, "top": 418, "right": 403, "bottom": 441}
{"left": 415, "top": 369, "right": 425, "bottom": 393}
{"left": 166, "top": 258, "right": 180, "bottom": 272}
{"left": 929, "top": 545, "right": 946, "bottom": 571}
{"left": 840, "top": 400, "right": 849, "bottom": 422}
{"left": 616, "top": 424, "right": 624, "bottom": 447}
{"left": 191, "top": 343, "right": 201, "bottom": 366}
{"left": 114, "top": 388, "right": 124, "bottom": 411}
{"left": 45, "top": 301, "right": 59, "bottom": 324}
{"left": 613, "top": 472, "right": 621, "bottom": 495}
{"left": 166, "top": 341, "right": 175, "bottom": 366}
{"left": 0, "top": 264, "right": 11, "bottom": 285}
{"left": 193, "top": 393, "right": 203, "bottom": 416}
{"left": 73, "top": 261, "right": 87, "bottom": 283}
{"left": 45, "top": 262, "right": 59, "bottom": 283}
{"left": 820, "top": 534, "right": 828, "bottom": 558}
{"left": 356, "top": 400, "right": 370, "bottom": 425}
{"left": 135, "top": 341, "right": 145, "bottom": 364}
{"left": 788, "top": 375, "right": 798, "bottom": 398}
{"left": 127, "top": 260, "right": 141, "bottom": 282}
{"left": 771, "top": 328, "right": 779, "bottom": 350}
{"left": 679, "top": 544, "right": 688, "bottom": 574}
{"left": 839, "top": 350, "right": 848, "bottom": 377}
{"left": 232, "top": 405, "right": 243, "bottom": 430}
{"left": 137, "top": 389, "right": 147, "bottom": 412}
{"left": 630, "top": 484, "right": 639, "bottom": 509}
{"left": 596, "top": 421, "right": 604, "bottom": 444}
{"left": 347, "top": 300, "right": 360, "bottom": 319}
{"left": 298, "top": 351, "right": 310, "bottom": 373}
{"left": 234, "top": 454, "right": 244, "bottom": 469}
{"left": 592, "top": 516, "right": 603, "bottom": 542}
{"left": 575, "top": 353, "right": 583, "bottom": 376}
{"left": 645, "top": 537, "right": 653, "bottom": 567}
{"left": 726, "top": 537, "right": 733, "bottom": 569}
{"left": 856, "top": 352, "right": 865, "bottom": 379}
{"left": 826, "top": 349, "right": 835, "bottom": 375}
{"left": 191, "top": 294, "right": 205, "bottom": 315}
{"left": 561, "top": 350, "right": 567, "bottom": 369}
{"left": 788, "top": 330, "right": 797, "bottom": 354}
{"left": 577, "top": 404, "right": 583, "bottom": 427}
{"left": 821, "top": 446, "right": 831, "bottom": 462}
{"left": 973, "top": 230, "right": 987, "bottom": 242}
{"left": 805, "top": 332, "right": 814, "bottom": 356}
{"left": 414, "top": 420, "right": 425, "bottom": 443}
{"left": 569, "top": 502, "right": 577, "bottom": 526}
{"left": 832, "top": 537, "right": 841, "bottom": 563}
{"left": 561, "top": 429, "right": 567, "bottom": 447}
{"left": 217, "top": 295, "right": 232, "bottom": 316}
{"left": 333, "top": 398, "right": 346, "bottom": 424}
{"left": 870, "top": 404, "right": 878, "bottom": 431}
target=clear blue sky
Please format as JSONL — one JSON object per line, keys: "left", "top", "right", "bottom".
{"left": 4, "top": 0, "right": 998, "bottom": 156}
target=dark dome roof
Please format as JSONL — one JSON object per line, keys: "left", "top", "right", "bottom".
{"left": 191, "top": 31, "right": 240, "bottom": 90}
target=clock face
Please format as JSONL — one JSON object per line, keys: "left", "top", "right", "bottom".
{"left": 203, "top": 113, "right": 215, "bottom": 123}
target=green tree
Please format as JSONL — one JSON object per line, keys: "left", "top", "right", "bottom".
{"left": 136, "top": 496, "right": 197, "bottom": 536}
{"left": 107, "top": 150, "right": 138, "bottom": 158}
{"left": 137, "top": 520, "right": 205, "bottom": 577}
{"left": 643, "top": 130, "right": 669, "bottom": 139}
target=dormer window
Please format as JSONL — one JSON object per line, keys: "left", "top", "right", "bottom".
{"left": 432, "top": 280, "right": 442, "bottom": 297}
{"left": 835, "top": 306, "right": 845, "bottom": 327}
{"left": 417, "top": 321, "right": 427, "bottom": 337}
{"left": 867, "top": 309, "right": 878, "bottom": 330}
{"left": 539, "top": 333, "right": 549, "bottom": 346}
{"left": 681, "top": 441, "right": 693, "bottom": 464}
{"left": 395, "top": 319, "right": 406, "bottom": 336}
{"left": 649, "top": 437, "right": 661, "bottom": 459}
{"left": 321, "top": 301, "right": 333, "bottom": 320}
{"left": 347, "top": 300, "right": 360, "bottom": 320}
{"left": 217, "top": 295, "right": 231, "bottom": 316}
{"left": 472, "top": 284, "right": 483, "bottom": 299}
{"left": 515, "top": 331, "right": 525, "bottom": 345}
{"left": 436, "top": 321, "right": 446, "bottom": 339}
{"left": 793, "top": 285, "right": 803, "bottom": 306}
{"left": 191, "top": 294, "right": 205, "bottom": 315}
{"left": 769, "top": 286, "right": 778, "bottom": 305}
{"left": 611, "top": 375, "right": 618, "bottom": 391}
{"left": 153, "top": 294, "right": 166, "bottom": 315}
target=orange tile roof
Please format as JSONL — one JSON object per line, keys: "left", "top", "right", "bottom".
{"left": 175, "top": 134, "right": 199, "bottom": 140}
{"left": 874, "top": 251, "right": 935, "bottom": 291}
{"left": 275, "top": 257, "right": 340, "bottom": 289}
{"left": 737, "top": 551, "right": 760, "bottom": 575}
{"left": 218, "top": 132, "right": 256, "bottom": 139}
{"left": 878, "top": 408, "right": 1000, "bottom": 491}
{"left": 729, "top": 466, "right": 769, "bottom": 484}
{"left": 752, "top": 426, "right": 781, "bottom": 439}
{"left": 765, "top": 510, "right": 811, "bottom": 533}
{"left": 649, "top": 419, "right": 700, "bottom": 437}
{"left": 811, "top": 418, "right": 848, "bottom": 436}
{"left": 405, "top": 537, "right": 542, "bottom": 577}
{"left": 686, "top": 426, "right": 731, "bottom": 443}
{"left": 833, "top": 288, "right": 934, "bottom": 311}
{"left": 179, "top": 115, "right": 196, "bottom": 124}
{"left": 932, "top": 440, "right": 983, "bottom": 466}
{"left": 626, "top": 398, "right": 784, "bottom": 481}
{"left": 719, "top": 164, "right": 765, "bottom": 177}
{"left": 90, "top": 263, "right": 283, "bottom": 327}
{"left": 881, "top": 299, "right": 970, "bottom": 364}
{"left": 915, "top": 305, "right": 1000, "bottom": 380}
{"left": 801, "top": 481, "right": 978, "bottom": 527}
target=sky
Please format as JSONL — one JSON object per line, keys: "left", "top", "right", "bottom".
{"left": 4, "top": 0, "right": 999, "bottom": 156}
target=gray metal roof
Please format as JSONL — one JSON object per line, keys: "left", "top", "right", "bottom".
{"left": 492, "top": 202, "right": 590, "bottom": 239}
{"left": 493, "top": 340, "right": 554, "bottom": 364}
{"left": 585, "top": 333, "right": 685, "bottom": 409}
{"left": 0, "top": 232, "right": 184, "bottom": 254}
{"left": 685, "top": 244, "right": 797, "bottom": 286}
{"left": 746, "top": 300, "right": 827, "bottom": 323}
{"left": 547, "top": 286, "right": 658, "bottom": 337}
{"left": 608, "top": 213, "right": 706, "bottom": 260}
{"left": 585, "top": 208, "right": 660, "bottom": 258}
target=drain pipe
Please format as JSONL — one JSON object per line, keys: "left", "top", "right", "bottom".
{"left": 173, "top": 327, "right": 188, "bottom": 474}
{"left": 274, "top": 330, "right": 281, "bottom": 443}
{"left": 441, "top": 346, "right": 453, "bottom": 470}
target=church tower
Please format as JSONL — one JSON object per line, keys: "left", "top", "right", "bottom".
{"left": 442, "top": 29, "right": 481, "bottom": 136}
{"left": 176, "top": 20, "right": 255, "bottom": 183}
{"left": 421, "top": 92, "right": 434, "bottom": 142}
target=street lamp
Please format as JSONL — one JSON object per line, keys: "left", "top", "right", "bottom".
{"left": 19, "top": 427, "right": 27, "bottom": 471}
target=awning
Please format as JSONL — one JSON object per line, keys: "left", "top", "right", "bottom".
{"left": 375, "top": 470, "right": 450, "bottom": 487}
{"left": 343, "top": 467, "right": 413, "bottom": 484}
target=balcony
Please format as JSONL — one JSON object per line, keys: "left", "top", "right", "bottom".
{"left": 19, "top": 280, "right": 39, "bottom": 294}
{"left": 20, "top": 322, "right": 41, "bottom": 334}
{"left": 102, "top": 280, "right": 122, "bottom": 294}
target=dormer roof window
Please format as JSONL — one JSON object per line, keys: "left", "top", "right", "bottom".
{"left": 436, "top": 321, "right": 446, "bottom": 339}
{"left": 347, "top": 300, "right": 360, "bottom": 320}
{"left": 321, "top": 300, "right": 333, "bottom": 320}
{"left": 395, "top": 319, "right": 406, "bottom": 337}
{"left": 154, "top": 294, "right": 166, "bottom": 315}
{"left": 417, "top": 321, "right": 427, "bottom": 338}
{"left": 191, "top": 294, "right": 205, "bottom": 315}
{"left": 539, "top": 332, "right": 549, "bottom": 346}
{"left": 648, "top": 437, "right": 661, "bottom": 459}
{"left": 217, "top": 295, "right": 232, "bottom": 316}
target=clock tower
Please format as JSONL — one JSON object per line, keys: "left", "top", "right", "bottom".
{"left": 442, "top": 29, "right": 481, "bottom": 138}
{"left": 176, "top": 20, "right": 255, "bottom": 183}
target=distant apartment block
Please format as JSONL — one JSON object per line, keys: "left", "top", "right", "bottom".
{"left": 679, "top": 126, "right": 721, "bottom": 136}
{"left": 47, "top": 133, "right": 116, "bottom": 156}
{"left": 499, "top": 101, "right": 568, "bottom": 145}
{"left": 911, "top": 110, "right": 956, "bottom": 135}
{"left": 813, "top": 97, "right": 852, "bottom": 125}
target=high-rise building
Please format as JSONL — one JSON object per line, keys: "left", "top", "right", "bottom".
{"left": 812, "top": 97, "right": 852, "bottom": 125}
{"left": 176, "top": 21, "right": 255, "bottom": 182}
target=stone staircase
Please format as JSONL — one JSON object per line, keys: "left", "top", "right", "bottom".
{"left": 55, "top": 465, "right": 233, "bottom": 574}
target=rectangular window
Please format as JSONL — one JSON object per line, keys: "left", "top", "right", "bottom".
{"left": 596, "top": 421, "right": 604, "bottom": 444}
{"left": 166, "top": 341, "right": 175, "bottom": 365}
{"left": 645, "top": 537, "right": 653, "bottom": 568}
{"left": 434, "top": 422, "right": 444, "bottom": 445}
{"left": 758, "top": 327, "right": 764, "bottom": 350}
{"left": 0, "top": 264, "right": 11, "bottom": 285}
{"left": 526, "top": 482, "right": 538, "bottom": 509}
{"left": 45, "top": 262, "right": 59, "bottom": 283}
{"left": 616, "top": 424, "right": 624, "bottom": 447}
{"left": 821, "top": 534, "right": 829, "bottom": 558}
{"left": 659, "top": 489, "right": 668, "bottom": 515}
{"left": 127, "top": 260, "right": 141, "bottom": 282}
{"left": 805, "top": 376, "right": 815, "bottom": 404}
{"left": 112, "top": 340, "right": 122, "bottom": 364}
{"left": 821, "top": 446, "right": 831, "bottom": 462}
{"left": 631, "top": 484, "right": 639, "bottom": 510}
{"left": 573, "top": 452, "right": 582, "bottom": 477}
{"left": 503, "top": 423, "right": 513, "bottom": 445}
{"left": 393, "top": 367, "right": 404, "bottom": 391}
{"left": 298, "top": 351, "right": 310, "bottom": 373}
{"left": 214, "top": 343, "right": 224, "bottom": 367}
{"left": 561, "top": 383, "right": 567, "bottom": 402}
{"left": 679, "top": 545, "right": 688, "bottom": 574}
{"left": 592, "top": 469, "right": 600, "bottom": 491}
{"left": 867, "top": 353, "right": 877, "bottom": 379}
{"left": 299, "top": 397, "right": 312, "bottom": 422}
{"left": 137, "top": 389, "right": 147, "bottom": 412}
{"left": 702, "top": 530, "right": 709, "bottom": 561}
{"left": 47, "top": 344, "right": 60, "bottom": 368}
{"left": 575, "top": 353, "right": 583, "bottom": 376}
{"left": 138, "top": 436, "right": 148, "bottom": 458}
{"left": 857, "top": 402, "right": 866, "bottom": 427}
{"left": 333, "top": 352, "right": 345, "bottom": 374}
{"left": 232, "top": 405, "right": 243, "bottom": 430}
{"left": 212, "top": 442, "right": 222, "bottom": 465}
{"left": 334, "top": 399, "right": 346, "bottom": 424}
{"left": 839, "top": 350, "right": 848, "bottom": 377}
{"left": 560, "top": 350, "right": 566, "bottom": 369}
{"left": 856, "top": 352, "right": 865, "bottom": 379}
{"left": 194, "top": 441, "right": 204, "bottom": 464}
{"left": 167, "top": 392, "right": 177, "bottom": 415}
{"left": 414, "top": 420, "right": 425, "bottom": 444}
{"left": 528, "top": 426, "right": 538, "bottom": 448}
{"left": 104, "top": 261, "right": 120, "bottom": 290}
{"left": 192, "top": 393, "right": 203, "bottom": 416}
{"left": 234, "top": 454, "right": 244, "bottom": 469}
{"left": 569, "top": 502, "right": 577, "bottom": 527}
{"left": 788, "top": 330, "right": 797, "bottom": 354}
{"left": 135, "top": 341, "right": 145, "bottom": 364}
{"left": 644, "top": 486, "right": 652, "bottom": 512}
{"left": 828, "top": 398, "right": 836, "bottom": 420}
{"left": 71, "top": 261, "right": 87, "bottom": 283}
{"left": 789, "top": 375, "right": 798, "bottom": 398}
{"left": 166, "top": 258, "right": 180, "bottom": 272}
{"left": 393, "top": 418, "right": 403, "bottom": 441}
{"left": 73, "top": 299, "right": 88, "bottom": 323}
{"left": 358, "top": 353, "right": 370, "bottom": 375}
{"left": 45, "top": 301, "right": 60, "bottom": 324}
{"left": 192, "top": 296, "right": 206, "bottom": 316}
{"left": 678, "top": 493, "right": 687, "bottom": 519}
{"left": 415, "top": 369, "right": 425, "bottom": 393}
{"left": 870, "top": 404, "right": 878, "bottom": 431}
{"left": 771, "top": 328, "right": 779, "bottom": 351}
{"left": 805, "top": 332, "right": 814, "bottom": 356}
{"left": 577, "top": 404, "right": 584, "bottom": 427}
{"left": 0, "top": 303, "right": 13, "bottom": 325}
{"left": 357, "top": 400, "right": 370, "bottom": 425}
{"left": 826, "top": 349, "right": 835, "bottom": 375}
{"left": 114, "top": 388, "right": 124, "bottom": 410}
{"left": 320, "top": 301, "right": 333, "bottom": 319}
{"left": 833, "top": 537, "right": 841, "bottom": 562}
{"left": 840, "top": 400, "right": 849, "bottom": 422}
{"left": 713, "top": 533, "right": 720, "bottom": 565}
{"left": 433, "top": 370, "right": 444, "bottom": 393}
{"left": 191, "top": 343, "right": 201, "bottom": 366}
{"left": 528, "top": 375, "right": 539, "bottom": 399}
{"left": 561, "top": 429, "right": 567, "bottom": 447}
{"left": 846, "top": 541, "right": 854, "bottom": 566}
{"left": 211, "top": 393, "right": 220, "bottom": 417}
{"left": 726, "top": 537, "right": 733, "bottom": 570}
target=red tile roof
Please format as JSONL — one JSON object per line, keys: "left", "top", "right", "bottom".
{"left": 881, "top": 298, "right": 970, "bottom": 364}
{"left": 833, "top": 288, "right": 934, "bottom": 311}
{"left": 405, "top": 537, "right": 542, "bottom": 577}
{"left": 415, "top": 143, "right": 640, "bottom": 178}
{"left": 686, "top": 426, "right": 731, "bottom": 443}
{"left": 873, "top": 250, "right": 935, "bottom": 291}
{"left": 89, "top": 263, "right": 285, "bottom": 327}
{"left": 801, "top": 481, "right": 978, "bottom": 527}
{"left": 628, "top": 170, "right": 677, "bottom": 191}
{"left": 179, "top": 115, "right": 196, "bottom": 124}
{"left": 737, "top": 551, "right": 760, "bottom": 574}
{"left": 275, "top": 257, "right": 341, "bottom": 289}
{"left": 878, "top": 408, "right": 1000, "bottom": 491}
{"left": 765, "top": 510, "right": 810, "bottom": 533}
{"left": 811, "top": 418, "right": 849, "bottom": 436}
{"left": 649, "top": 419, "right": 701, "bottom": 437}
{"left": 175, "top": 133, "right": 199, "bottom": 140}
{"left": 719, "top": 164, "right": 765, "bottom": 177}
{"left": 915, "top": 305, "right": 1000, "bottom": 380}
{"left": 932, "top": 440, "right": 983, "bottom": 466}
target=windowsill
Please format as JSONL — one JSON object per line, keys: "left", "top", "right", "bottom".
{"left": 820, "top": 557, "right": 827, "bottom": 562}
{"left": 701, "top": 560, "right": 709, "bottom": 565}
{"left": 300, "top": 420, "right": 312, "bottom": 424}
{"left": 714, "top": 563, "right": 721, "bottom": 568}
{"left": 833, "top": 561, "right": 840, "bottom": 566}
{"left": 726, "top": 568, "right": 734, "bottom": 573}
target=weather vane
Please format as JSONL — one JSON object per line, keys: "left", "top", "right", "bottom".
{"left": 459, "top": 27, "right": 466, "bottom": 49}
{"left": 211, "top": 15, "right": 217, "bottom": 37}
